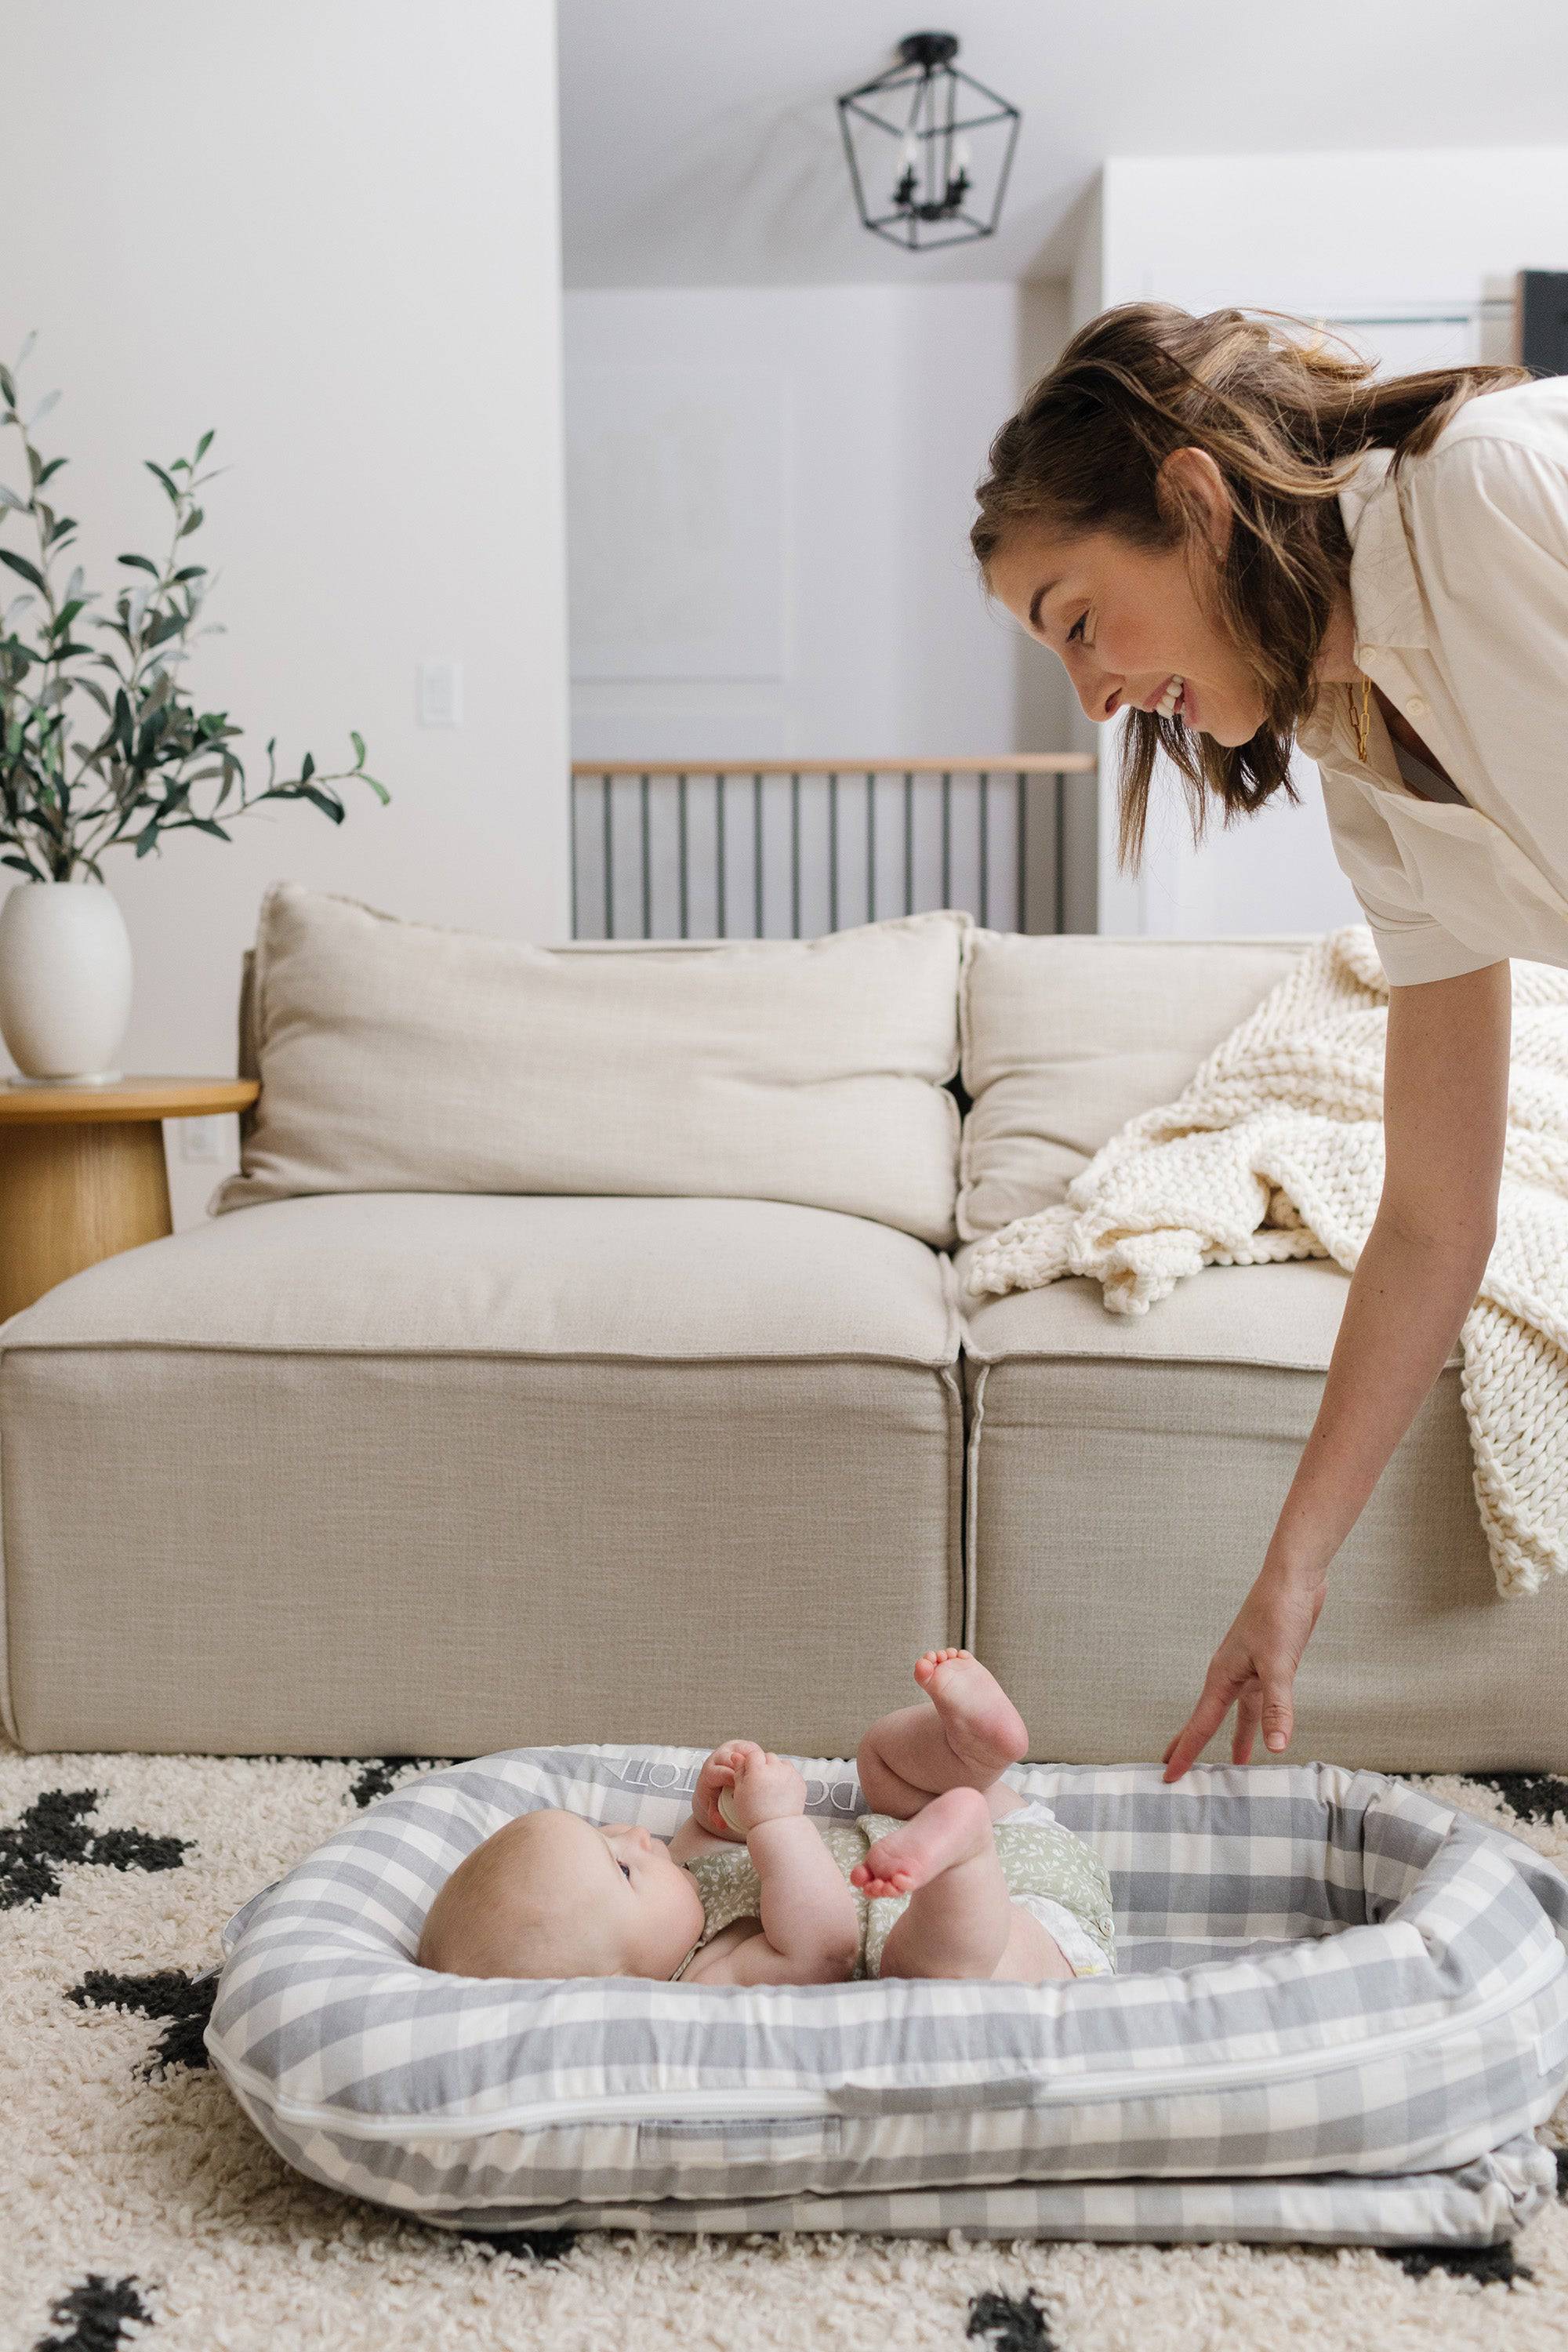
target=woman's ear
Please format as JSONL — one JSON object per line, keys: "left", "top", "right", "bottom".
{"left": 1158, "top": 445, "right": 1233, "bottom": 560}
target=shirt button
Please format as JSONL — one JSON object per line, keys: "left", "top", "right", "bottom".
{"left": 1406, "top": 695, "right": 1428, "bottom": 718}
{"left": 1356, "top": 643, "right": 1379, "bottom": 662}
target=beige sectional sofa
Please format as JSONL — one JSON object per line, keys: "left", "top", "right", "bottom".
{"left": 2, "top": 884, "right": 1562, "bottom": 1768}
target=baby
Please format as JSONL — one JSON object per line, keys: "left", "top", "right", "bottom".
{"left": 417, "top": 1650, "right": 1116, "bottom": 1987}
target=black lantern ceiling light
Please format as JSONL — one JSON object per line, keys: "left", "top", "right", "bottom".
{"left": 837, "top": 31, "right": 1022, "bottom": 253}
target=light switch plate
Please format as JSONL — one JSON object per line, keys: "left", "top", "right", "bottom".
{"left": 179, "top": 1115, "right": 225, "bottom": 1163}
{"left": 418, "top": 660, "right": 463, "bottom": 728}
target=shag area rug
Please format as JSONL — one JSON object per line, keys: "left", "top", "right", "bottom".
{"left": 5, "top": 1745, "right": 1568, "bottom": 2352}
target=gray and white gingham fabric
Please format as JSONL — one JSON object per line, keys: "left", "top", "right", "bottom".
{"left": 205, "top": 1748, "right": 1568, "bottom": 2245}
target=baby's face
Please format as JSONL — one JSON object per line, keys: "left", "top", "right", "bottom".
{"left": 418, "top": 1809, "right": 705, "bottom": 1981}
{"left": 590, "top": 1819, "right": 706, "bottom": 1977}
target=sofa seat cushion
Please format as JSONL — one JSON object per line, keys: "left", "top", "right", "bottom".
{"left": 4, "top": 1193, "right": 960, "bottom": 1365}
{"left": 960, "top": 1255, "right": 1396, "bottom": 1373}
{"left": 956, "top": 1258, "right": 1565, "bottom": 1773}
{"left": 0, "top": 1196, "right": 962, "bottom": 1756}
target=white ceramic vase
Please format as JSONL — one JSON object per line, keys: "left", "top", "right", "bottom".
{"left": 0, "top": 879, "right": 134, "bottom": 1083}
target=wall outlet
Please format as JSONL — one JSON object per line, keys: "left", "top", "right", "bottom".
{"left": 179, "top": 1115, "right": 226, "bottom": 1163}
{"left": 417, "top": 659, "right": 463, "bottom": 728}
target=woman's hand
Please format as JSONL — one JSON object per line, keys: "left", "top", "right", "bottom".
{"left": 1163, "top": 1566, "right": 1327, "bottom": 1780}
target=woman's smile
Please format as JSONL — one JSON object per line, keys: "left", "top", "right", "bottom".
{"left": 1135, "top": 673, "right": 1187, "bottom": 720}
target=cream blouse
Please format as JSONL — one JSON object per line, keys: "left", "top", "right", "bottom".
{"left": 1295, "top": 373, "right": 1568, "bottom": 987}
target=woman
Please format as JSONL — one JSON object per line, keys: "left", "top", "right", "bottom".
{"left": 971, "top": 303, "right": 1568, "bottom": 1778}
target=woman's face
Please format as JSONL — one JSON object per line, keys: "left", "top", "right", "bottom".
{"left": 987, "top": 510, "right": 1269, "bottom": 749}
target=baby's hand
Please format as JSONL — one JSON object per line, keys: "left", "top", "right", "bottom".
{"left": 693, "top": 1740, "right": 754, "bottom": 1839}
{"left": 725, "top": 1745, "right": 807, "bottom": 1833}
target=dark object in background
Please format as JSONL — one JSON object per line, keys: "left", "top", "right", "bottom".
{"left": 1519, "top": 271, "right": 1568, "bottom": 376}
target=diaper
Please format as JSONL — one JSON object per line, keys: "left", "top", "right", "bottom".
{"left": 678, "top": 1795, "right": 1116, "bottom": 1981}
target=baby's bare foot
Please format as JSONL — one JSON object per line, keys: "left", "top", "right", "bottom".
{"left": 851, "top": 1784, "right": 994, "bottom": 1899}
{"left": 913, "top": 1648, "right": 1029, "bottom": 1778}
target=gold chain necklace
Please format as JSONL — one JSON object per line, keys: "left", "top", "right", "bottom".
{"left": 1348, "top": 673, "right": 1371, "bottom": 761}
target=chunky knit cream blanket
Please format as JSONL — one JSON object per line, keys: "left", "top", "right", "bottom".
{"left": 965, "top": 926, "right": 1568, "bottom": 1598}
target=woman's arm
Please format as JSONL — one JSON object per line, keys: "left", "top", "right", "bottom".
{"left": 1162, "top": 960, "right": 1512, "bottom": 1780}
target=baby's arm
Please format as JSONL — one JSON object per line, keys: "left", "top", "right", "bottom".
{"left": 702, "top": 1746, "right": 859, "bottom": 1987}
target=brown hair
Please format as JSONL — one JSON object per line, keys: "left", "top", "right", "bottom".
{"left": 971, "top": 303, "right": 1530, "bottom": 866}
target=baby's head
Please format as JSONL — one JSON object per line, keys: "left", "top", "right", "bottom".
{"left": 417, "top": 1812, "right": 705, "bottom": 1981}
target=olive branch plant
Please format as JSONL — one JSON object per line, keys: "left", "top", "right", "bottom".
{"left": 0, "top": 332, "right": 387, "bottom": 884}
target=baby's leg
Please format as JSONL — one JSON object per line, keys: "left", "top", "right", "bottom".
{"left": 857, "top": 1649, "right": 1029, "bottom": 1822}
{"left": 861, "top": 1788, "right": 1071, "bottom": 1984}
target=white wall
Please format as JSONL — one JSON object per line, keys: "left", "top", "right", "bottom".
{"left": 567, "top": 284, "right": 1021, "bottom": 762}
{"left": 1084, "top": 145, "right": 1568, "bottom": 938}
{"left": 1, "top": 0, "right": 571, "bottom": 1224}
{"left": 1102, "top": 147, "right": 1568, "bottom": 322}
{"left": 564, "top": 283, "right": 1085, "bottom": 932}
{"left": 1016, "top": 281, "right": 1095, "bottom": 929}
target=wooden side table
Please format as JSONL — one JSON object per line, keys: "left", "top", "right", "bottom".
{"left": 0, "top": 1076, "right": 260, "bottom": 1323}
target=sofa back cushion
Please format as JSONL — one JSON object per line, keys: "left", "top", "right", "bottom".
{"left": 958, "top": 931, "right": 1311, "bottom": 1239}
{"left": 212, "top": 884, "right": 967, "bottom": 1244}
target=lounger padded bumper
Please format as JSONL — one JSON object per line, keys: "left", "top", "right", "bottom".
{"left": 205, "top": 1748, "right": 1568, "bottom": 2245}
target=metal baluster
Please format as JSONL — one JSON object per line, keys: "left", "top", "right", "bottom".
{"left": 753, "top": 772, "right": 764, "bottom": 938}
{"left": 677, "top": 772, "right": 688, "bottom": 939}
{"left": 639, "top": 771, "right": 651, "bottom": 940}
{"left": 978, "top": 769, "right": 989, "bottom": 927}
{"left": 790, "top": 770, "right": 800, "bottom": 938}
{"left": 715, "top": 773, "right": 727, "bottom": 938}
{"left": 828, "top": 770, "right": 838, "bottom": 931}
{"left": 602, "top": 775, "right": 614, "bottom": 940}
{"left": 1054, "top": 768, "right": 1066, "bottom": 935}
{"left": 1016, "top": 768, "right": 1027, "bottom": 933}
{"left": 569, "top": 772, "right": 579, "bottom": 937}
{"left": 866, "top": 769, "right": 877, "bottom": 922}
{"left": 940, "top": 769, "right": 952, "bottom": 908}
{"left": 903, "top": 770, "right": 913, "bottom": 913}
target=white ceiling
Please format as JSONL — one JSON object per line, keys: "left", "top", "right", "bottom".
{"left": 557, "top": 0, "right": 1568, "bottom": 288}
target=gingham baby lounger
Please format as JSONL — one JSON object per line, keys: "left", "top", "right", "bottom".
{"left": 205, "top": 1745, "right": 1568, "bottom": 2247}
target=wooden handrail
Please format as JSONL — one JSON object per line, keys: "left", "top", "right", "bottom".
{"left": 571, "top": 755, "right": 1094, "bottom": 776}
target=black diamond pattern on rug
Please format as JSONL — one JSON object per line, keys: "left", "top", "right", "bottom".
{"left": 67, "top": 1968, "right": 218, "bottom": 2078}
{"left": 1, "top": 1791, "right": 190, "bottom": 1910}
{"left": 1459, "top": 1771, "right": 1568, "bottom": 1826}
{"left": 967, "top": 2288, "right": 1054, "bottom": 2349}
{"left": 34, "top": 2274, "right": 154, "bottom": 2351}
{"left": 1381, "top": 2240, "right": 1534, "bottom": 2285}
{"left": 452, "top": 2225, "right": 579, "bottom": 2263}
{"left": 347, "top": 1757, "right": 451, "bottom": 1809}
